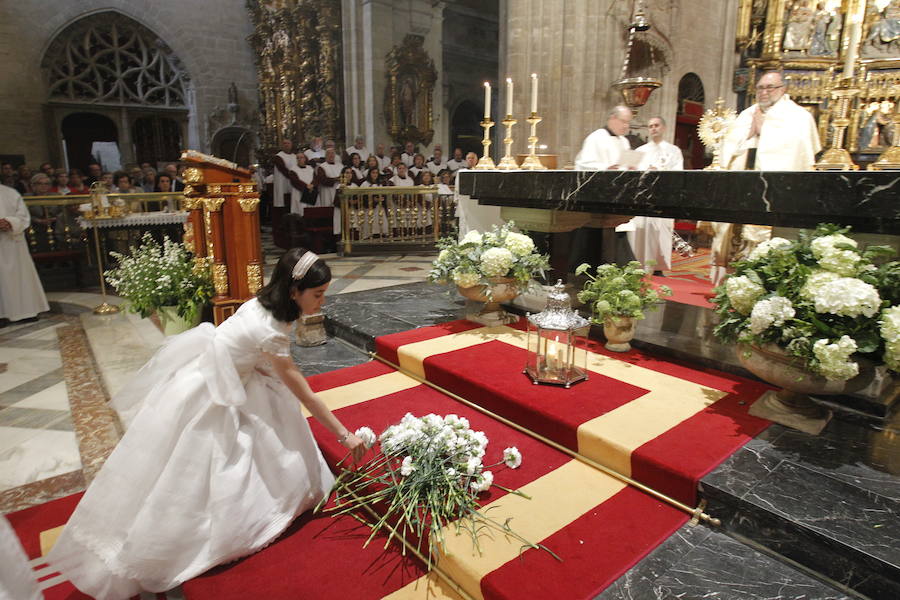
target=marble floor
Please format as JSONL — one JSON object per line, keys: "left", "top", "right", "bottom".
{"left": 0, "top": 250, "right": 435, "bottom": 514}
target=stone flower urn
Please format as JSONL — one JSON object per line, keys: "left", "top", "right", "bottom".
{"left": 457, "top": 277, "right": 520, "bottom": 326}
{"left": 737, "top": 343, "right": 875, "bottom": 435}
{"left": 603, "top": 315, "right": 637, "bottom": 352}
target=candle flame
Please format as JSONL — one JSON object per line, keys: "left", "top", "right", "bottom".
{"left": 506, "top": 77, "right": 512, "bottom": 83}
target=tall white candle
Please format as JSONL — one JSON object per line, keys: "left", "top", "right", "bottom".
{"left": 530, "top": 73, "right": 538, "bottom": 114}
{"left": 844, "top": 21, "right": 861, "bottom": 79}
{"left": 483, "top": 82, "right": 491, "bottom": 120}
{"left": 506, "top": 77, "right": 513, "bottom": 116}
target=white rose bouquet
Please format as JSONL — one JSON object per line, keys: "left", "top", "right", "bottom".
{"left": 318, "top": 413, "right": 557, "bottom": 568}
{"left": 428, "top": 222, "right": 550, "bottom": 291}
{"left": 713, "top": 224, "right": 900, "bottom": 382}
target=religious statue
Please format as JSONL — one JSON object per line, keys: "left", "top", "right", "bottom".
{"left": 783, "top": 0, "right": 816, "bottom": 53}
{"left": 809, "top": 2, "right": 841, "bottom": 56}
{"left": 858, "top": 101, "right": 896, "bottom": 149}
{"left": 399, "top": 77, "right": 417, "bottom": 129}
{"left": 864, "top": 0, "right": 900, "bottom": 57}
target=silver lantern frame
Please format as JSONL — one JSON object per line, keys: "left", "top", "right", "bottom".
{"left": 523, "top": 280, "right": 590, "bottom": 388}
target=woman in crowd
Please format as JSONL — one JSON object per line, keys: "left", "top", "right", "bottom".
{"left": 50, "top": 169, "right": 70, "bottom": 195}
{"left": 437, "top": 169, "right": 454, "bottom": 195}
{"left": 408, "top": 154, "right": 427, "bottom": 182}
{"left": 348, "top": 153, "right": 366, "bottom": 185}
{"left": 47, "top": 249, "right": 366, "bottom": 599}
{"left": 155, "top": 174, "right": 173, "bottom": 192}
{"left": 67, "top": 169, "right": 90, "bottom": 194}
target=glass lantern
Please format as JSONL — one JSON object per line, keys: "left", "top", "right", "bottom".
{"left": 524, "top": 280, "right": 590, "bottom": 388}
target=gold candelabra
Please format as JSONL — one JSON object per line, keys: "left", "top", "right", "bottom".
{"left": 519, "top": 112, "right": 544, "bottom": 170}
{"left": 496, "top": 114, "right": 519, "bottom": 170}
{"left": 86, "top": 181, "right": 119, "bottom": 315}
{"left": 475, "top": 119, "right": 496, "bottom": 170}
{"left": 815, "top": 79, "right": 860, "bottom": 171}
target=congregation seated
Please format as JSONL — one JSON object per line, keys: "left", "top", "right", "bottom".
{"left": 67, "top": 169, "right": 89, "bottom": 194}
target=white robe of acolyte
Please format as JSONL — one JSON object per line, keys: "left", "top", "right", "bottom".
{"left": 0, "top": 185, "right": 49, "bottom": 321}
{"left": 316, "top": 161, "right": 344, "bottom": 234}
{"left": 288, "top": 165, "right": 315, "bottom": 216}
{"left": 627, "top": 140, "right": 684, "bottom": 271}
{"left": 273, "top": 151, "right": 298, "bottom": 209}
{"left": 721, "top": 94, "right": 821, "bottom": 171}
{"left": 575, "top": 128, "right": 631, "bottom": 170}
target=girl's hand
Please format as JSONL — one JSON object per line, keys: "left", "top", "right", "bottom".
{"left": 340, "top": 433, "right": 366, "bottom": 463}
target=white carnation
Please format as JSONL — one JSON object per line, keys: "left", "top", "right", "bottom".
{"left": 354, "top": 426, "right": 377, "bottom": 449}
{"left": 813, "top": 335, "right": 859, "bottom": 381}
{"left": 811, "top": 277, "right": 881, "bottom": 318}
{"left": 470, "top": 470, "right": 494, "bottom": 493}
{"left": 465, "top": 456, "right": 482, "bottom": 475}
{"left": 502, "top": 446, "right": 522, "bottom": 469}
{"left": 461, "top": 230, "right": 482, "bottom": 245}
{"left": 480, "top": 247, "right": 515, "bottom": 278}
{"left": 725, "top": 275, "right": 765, "bottom": 315}
{"left": 749, "top": 297, "right": 795, "bottom": 335}
{"left": 400, "top": 456, "right": 416, "bottom": 477}
{"left": 452, "top": 270, "right": 481, "bottom": 288}
{"left": 504, "top": 232, "right": 535, "bottom": 256}
{"left": 748, "top": 237, "right": 791, "bottom": 261}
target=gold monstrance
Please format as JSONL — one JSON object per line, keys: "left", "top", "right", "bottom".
{"left": 698, "top": 98, "right": 737, "bottom": 171}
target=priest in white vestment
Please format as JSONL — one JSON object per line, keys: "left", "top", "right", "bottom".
{"left": 0, "top": 185, "right": 49, "bottom": 323}
{"left": 630, "top": 116, "right": 683, "bottom": 272}
{"left": 575, "top": 105, "right": 633, "bottom": 170}
{"left": 707, "top": 71, "right": 822, "bottom": 285}
{"left": 316, "top": 148, "right": 345, "bottom": 234}
{"left": 455, "top": 152, "right": 503, "bottom": 240}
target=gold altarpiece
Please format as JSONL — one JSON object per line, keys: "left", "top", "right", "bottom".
{"left": 181, "top": 152, "right": 263, "bottom": 325}
{"left": 246, "top": 0, "right": 343, "bottom": 159}
{"left": 736, "top": 0, "right": 900, "bottom": 169}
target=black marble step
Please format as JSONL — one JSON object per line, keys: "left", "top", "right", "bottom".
{"left": 597, "top": 523, "right": 855, "bottom": 600}
{"left": 700, "top": 420, "right": 900, "bottom": 600}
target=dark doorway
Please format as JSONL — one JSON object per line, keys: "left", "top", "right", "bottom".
{"left": 133, "top": 116, "right": 182, "bottom": 166}
{"left": 675, "top": 73, "right": 707, "bottom": 170}
{"left": 61, "top": 113, "right": 118, "bottom": 172}
{"left": 450, "top": 100, "right": 483, "bottom": 157}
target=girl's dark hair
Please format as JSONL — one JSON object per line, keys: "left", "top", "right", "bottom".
{"left": 257, "top": 248, "right": 331, "bottom": 322}
{"left": 367, "top": 167, "right": 380, "bottom": 183}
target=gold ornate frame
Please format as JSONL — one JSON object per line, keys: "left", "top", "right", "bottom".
{"left": 385, "top": 35, "right": 437, "bottom": 147}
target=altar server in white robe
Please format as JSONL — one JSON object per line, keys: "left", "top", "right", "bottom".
{"left": 273, "top": 139, "right": 300, "bottom": 215}
{"left": 630, "top": 116, "right": 683, "bottom": 272}
{"left": 315, "top": 148, "right": 345, "bottom": 234}
{"left": 707, "top": 70, "right": 822, "bottom": 285}
{"left": 289, "top": 152, "right": 316, "bottom": 216}
{"left": 0, "top": 184, "right": 49, "bottom": 323}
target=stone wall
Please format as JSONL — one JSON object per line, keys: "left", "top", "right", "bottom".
{"left": 0, "top": 1, "right": 258, "bottom": 167}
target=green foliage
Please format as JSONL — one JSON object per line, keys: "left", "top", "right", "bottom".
{"left": 576, "top": 261, "right": 672, "bottom": 323}
{"left": 104, "top": 233, "right": 213, "bottom": 322}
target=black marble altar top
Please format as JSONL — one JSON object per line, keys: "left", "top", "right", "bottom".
{"left": 456, "top": 170, "right": 900, "bottom": 234}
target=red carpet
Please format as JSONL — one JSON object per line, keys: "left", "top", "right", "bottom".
{"left": 375, "top": 319, "right": 771, "bottom": 505}
{"left": 652, "top": 274, "right": 714, "bottom": 309}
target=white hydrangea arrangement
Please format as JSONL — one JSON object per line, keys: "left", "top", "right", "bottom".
{"left": 104, "top": 232, "right": 213, "bottom": 322}
{"left": 320, "top": 413, "right": 557, "bottom": 568}
{"left": 713, "top": 224, "right": 900, "bottom": 382}
{"left": 428, "top": 222, "right": 550, "bottom": 291}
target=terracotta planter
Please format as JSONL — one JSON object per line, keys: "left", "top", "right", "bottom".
{"left": 603, "top": 315, "right": 637, "bottom": 352}
{"left": 457, "top": 277, "right": 519, "bottom": 326}
{"left": 157, "top": 305, "right": 202, "bottom": 336}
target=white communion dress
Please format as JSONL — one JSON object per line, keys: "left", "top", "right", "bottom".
{"left": 47, "top": 298, "right": 335, "bottom": 599}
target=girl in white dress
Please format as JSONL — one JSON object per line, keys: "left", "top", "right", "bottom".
{"left": 47, "top": 249, "right": 365, "bottom": 599}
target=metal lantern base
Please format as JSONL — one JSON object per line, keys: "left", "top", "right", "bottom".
{"left": 523, "top": 365, "right": 589, "bottom": 389}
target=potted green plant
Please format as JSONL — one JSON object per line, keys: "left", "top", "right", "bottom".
{"left": 429, "top": 222, "right": 549, "bottom": 325}
{"left": 576, "top": 261, "right": 672, "bottom": 352}
{"left": 105, "top": 233, "right": 214, "bottom": 335}
{"left": 711, "top": 225, "right": 899, "bottom": 426}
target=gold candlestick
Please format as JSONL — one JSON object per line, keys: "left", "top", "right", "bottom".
{"left": 475, "top": 119, "right": 496, "bottom": 170}
{"left": 91, "top": 224, "right": 120, "bottom": 315}
{"left": 815, "top": 79, "right": 860, "bottom": 171}
{"left": 496, "top": 114, "right": 519, "bottom": 170}
{"left": 520, "top": 112, "right": 544, "bottom": 170}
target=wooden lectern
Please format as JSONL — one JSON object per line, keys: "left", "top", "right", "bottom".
{"left": 180, "top": 151, "right": 262, "bottom": 324}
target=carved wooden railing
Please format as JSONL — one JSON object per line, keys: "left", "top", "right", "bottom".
{"left": 338, "top": 186, "right": 457, "bottom": 255}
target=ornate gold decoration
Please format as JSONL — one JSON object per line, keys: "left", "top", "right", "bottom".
{"left": 520, "top": 113, "right": 544, "bottom": 170}
{"left": 496, "top": 114, "right": 519, "bottom": 170}
{"left": 183, "top": 167, "right": 204, "bottom": 184}
{"left": 698, "top": 99, "right": 738, "bottom": 170}
{"left": 183, "top": 184, "right": 197, "bottom": 196}
{"left": 247, "top": 0, "right": 343, "bottom": 163}
{"left": 202, "top": 197, "right": 226, "bottom": 212}
{"left": 181, "top": 196, "right": 201, "bottom": 210}
{"left": 239, "top": 183, "right": 257, "bottom": 193}
{"left": 816, "top": 80, "right": 861, "bottom": 170}
{"left": 385, "top": 34, "right": 437, "bottom": 146}
{"left": 204, "top": 208, "right": 215, "bottom": 260}
{"left": 237, "top": 197, "right": 260, "bottom": 212}
{"left": 183, "top": 222, "right": 195, "bottom": 254}
{"left": 476, "top": 118, "right": 496, "bottom": 170}
{"left": 246, "top": 263, "right": 263, "bottom": 295}
{"left": 869, "top": 102, "right": 900, "bottom": 168}
{"left": 212, "top": 263, "right": 229, "bottom": 296}
{"left": 207, "top": 185, "right": 222, "bottom": 194}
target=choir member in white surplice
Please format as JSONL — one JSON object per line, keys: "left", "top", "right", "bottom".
{"left": 401, "top": 141, "right": 416, "bottom": 167}
{"left": 273, "top": 139, "right": 299, "bottom": 217}
{"left": 304, "top": 137, "right": 325, "bottom": 166}
{"left": 315, "top": 148, "right": 345, "bottom": 234}
{"left": 629, "top": 116, "right": 684, "bottom": 272}
{"left": 288, "top": 153, "right": 316, "bottom": 216}
{"left": 446, "top": 148, "right": 466, "bottom": 174}
{"left": 373, "top": 144, "right": 391, "bottom": 172}
{"left": 345, "top": 136, "right": 370, "bottom": 166}
{"left": 426, "top": 148, "right": 448, "bottom": 176}
{"left": 706, "top": 71, "right": 822, "bottom": 285}
{"left": 0, "top": 184, "right": 49, "bottom": 323}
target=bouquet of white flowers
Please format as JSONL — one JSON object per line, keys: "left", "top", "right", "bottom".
{"left": 319, "top": 413, "right": 556, "bottom": 568}
{"left": 428, "top": 222, "right": 549, "bottom": 290}
{"left": 713, "top": 224, "right": 900, "bottom": 382}
{"left": 104, "top": 233, "right": 214, "bottom": 323}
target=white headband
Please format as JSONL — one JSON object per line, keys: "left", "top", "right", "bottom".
{"left": 292, "top": 251, "right": 320, "bottom": 280}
